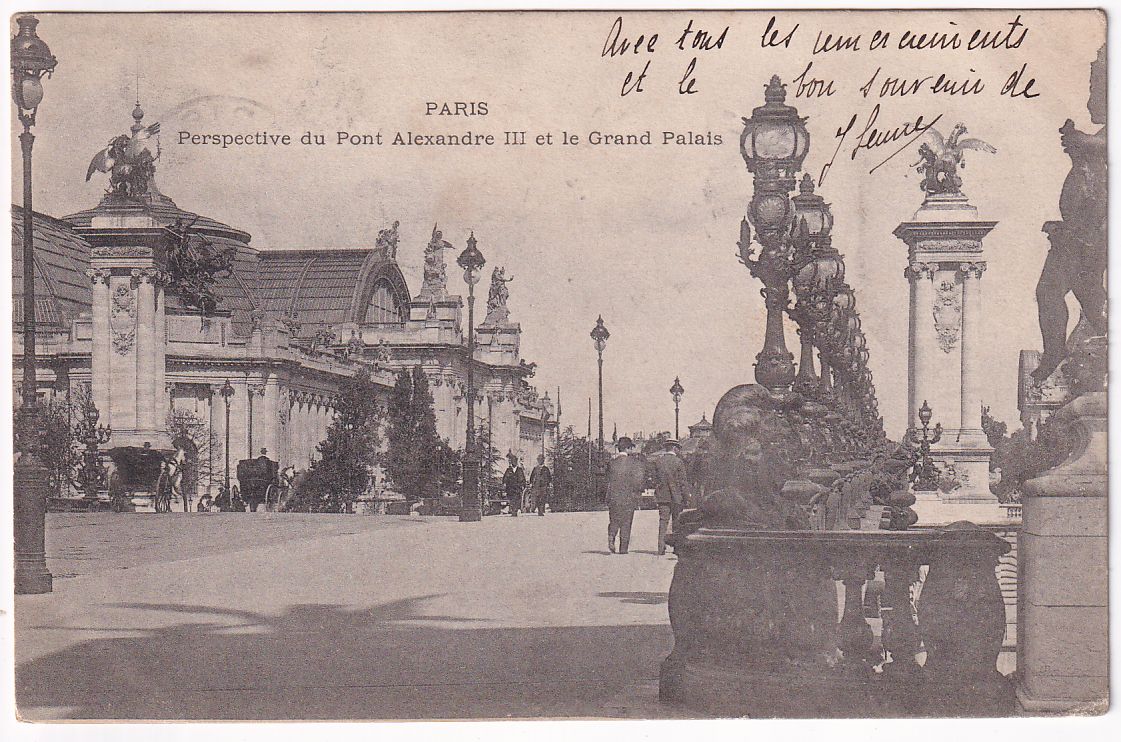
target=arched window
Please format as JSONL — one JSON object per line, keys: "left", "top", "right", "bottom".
{"left": 366, "top": 279, "right": 405, "bottom": 325}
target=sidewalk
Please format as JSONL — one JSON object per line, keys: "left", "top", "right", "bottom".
{"left": 15, "top": 510, "right": 688, "bottom": 720}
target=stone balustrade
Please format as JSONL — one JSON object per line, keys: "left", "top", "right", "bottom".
{"left": 660, "top": 520, "right": 1013, "bottom": 718}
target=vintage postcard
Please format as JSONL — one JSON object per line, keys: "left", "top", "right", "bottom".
{"left": 5, "top": 8, "right": 1109, "bottom": 724}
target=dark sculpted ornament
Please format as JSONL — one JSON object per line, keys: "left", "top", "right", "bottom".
{"left": 86, "top": 105, "right": 161, "bottom": 199}
{"left": 693, "top": 384, "right": 809, "bottom": 529}
{"left": 1032, "top": 44, "right": 1107, "bottom": 385}
{"left": 911, "top": 123, "right": 996, "bottom": 196}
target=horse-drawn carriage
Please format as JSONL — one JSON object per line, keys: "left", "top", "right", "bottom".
{"left": 106, "top": 445, "right": 175, "bottom": 513}
{"left": 236, "top": 453, "right": 283, "bottom": 512}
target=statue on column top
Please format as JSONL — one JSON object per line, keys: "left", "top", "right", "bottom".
{"left": 86, "top": 104, "right": 162, "bottom": 199}
{"left": 912, "top": 123, "right": 996, "bottom": 196}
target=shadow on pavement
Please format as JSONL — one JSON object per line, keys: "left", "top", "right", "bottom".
{"left": 17, "top": 597, "right": 677, "bottom": 721}
{"left": 596, "top": 592, "right": 668, "bottom": 606}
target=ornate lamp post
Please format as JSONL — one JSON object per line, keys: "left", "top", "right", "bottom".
{"left": 790, "top": 174, "right": 840, "bottom": 394}
{"left": 13, "top": 14, "right": 57, "bottom": 595}
{"left": 906, "top": 400, "right": 943, "bottom": 491}
{"left": 457, "top": 233, "right": 486, "bottom": 522}
{"left": 75, "top": 398, "right": 111, "bottom": 503}
{"left": 738, "top": 75, "right": 810, "bottom": 392}
{"left": 669, "top": 376, "right": 685, "bottom": 439}
{"left": 590, "top": 316, "right": 610, "bottom": 500}
{"left": 219, "top": 380, "right": 235, "bottom": 506}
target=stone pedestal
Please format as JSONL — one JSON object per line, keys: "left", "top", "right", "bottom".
{"left": 1015, "top": 391, "right": 1108, "bottom": 713}
{"left": 75, "top": 200, "right": 173, "bottom": 451}
{"left": 894, "top": 194, "right": 997, "bottom": 502}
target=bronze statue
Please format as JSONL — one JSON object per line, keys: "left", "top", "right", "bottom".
{"left": 86, "top": 113, "right": 161, "bottom": 198}
{"left": 912, "top": 123, "right": 996, "bottom": 196}
{"left": 692, "top": 384, "right": 808, "bottom": 529}
{"left": 1032, "top": 44, "right": 1107, "bottom": 383}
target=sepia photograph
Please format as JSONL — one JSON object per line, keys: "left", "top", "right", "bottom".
{"left": 3, "top": 6, "right": 1111, "bottom": 729}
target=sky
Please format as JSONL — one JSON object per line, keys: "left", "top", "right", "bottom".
{"left": 10, "top": 10, "right": 1104, "bottom": 439}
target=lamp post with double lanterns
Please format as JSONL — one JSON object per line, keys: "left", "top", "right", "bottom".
{"left": 458, "top": 233, "right": 486, "bottom": 522}
{"left": 669, "top": 376, "right": 685, "bottom": 439}
{"left": 13, "top": 14, "right": 58, "bottom": 594}
{"left": 738, "top": 75, "right": 810, "bottom": 393}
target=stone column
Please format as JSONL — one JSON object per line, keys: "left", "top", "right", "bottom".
{"left": 895, "top": 196, "right": 997, "bottom": 506}
{"left": 958, "top": 262, "right": 986, "bottom": 440}
{"left": 86, "top": 269, "right": 112, "bottom": 426}
{"left": 907, "top": 261, "right": 936, "bottom": 429}
{"left": 133, "top": 269, "right": 157, "bottom": 437}
{"left": 257, "top": 377, "right": 280, "bottom": 461}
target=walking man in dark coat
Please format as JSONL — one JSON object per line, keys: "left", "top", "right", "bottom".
{"left": 651, "top": 439, "right": 690, "bottom": 555}
{"left": 502, "top": 454, "right": 527, "bottom": 516}
{"left": 606, "top": 437, "right": 646, "bottom": 554}
{"left": 529, "top": 454, "right": 552, "bottom": 516}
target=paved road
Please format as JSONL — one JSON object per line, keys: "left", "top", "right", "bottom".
{"left": 16, "top": 510, "right": 687, "bottom": 721}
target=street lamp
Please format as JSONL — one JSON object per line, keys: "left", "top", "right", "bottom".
{"left": 669, "top": 376, "right": 685, "bottom": 439}
{"left": 590, "top": 316, "right": 610, "bottom": 501}
{"left": 738, "top": 75, "right": 810, "bottom": 392}
{"left": 219, "top": 379, "right": 235, "bottom": 508}
{"left": 457, "top": 232, "right": 486, "bottom": 522}
{"left": 75, "top": 397, "right": 111, "bottom": 504}
{"left": 13, "top": 13, "right": 57, "bottom": 595}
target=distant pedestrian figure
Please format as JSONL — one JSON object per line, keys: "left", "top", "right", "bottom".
{"left": 502, "top": 454, "right": 527, "bottom": 516}
{"left": 606, "top": 437, "right": 646, "bottom": 554}
{"left": 651, "top": 439, "right": 690, "bottom": 555}
{"left": 529, "top": 454, "right": 552, "bottom": 516}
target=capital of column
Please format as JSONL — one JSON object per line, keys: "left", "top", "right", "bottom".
{"left": 904, "top": 261, "right": 937, "bottom": 282}
{"left": 85, "top": 268, "right": 111, "bottom": 286}
{"left": 130, "top": 267, "right": 162, "bottom": 288}
{"left": 958, "top": 261, "right": 987, "bottom": 280}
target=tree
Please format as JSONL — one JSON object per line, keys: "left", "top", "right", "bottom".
{"left": 38, "top": 388, "right": 87, "bottom": 498}
{"left": 285, "top": 368, "right": 383, "bottom": 512}
{"left": 473, "top": 423, "right": 502, "bottom": 500}
{"left": 167, "top": 408, "right": 216, "bottom": 499}
{"left": 550, "top": 426, "right": 608, "bottom": 511}
{"left": 384, "top": 366, "right": 449, "bottom": 505}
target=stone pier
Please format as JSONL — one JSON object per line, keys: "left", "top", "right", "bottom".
{"left": 894, "top": 193, "right": 998, "bottom": 504}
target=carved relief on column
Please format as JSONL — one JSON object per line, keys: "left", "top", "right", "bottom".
{"left": 932, "top": 271, "right": 962, "bottom": 354}
{"left": 110, "top": 281, "right": 137, "bottom": 356}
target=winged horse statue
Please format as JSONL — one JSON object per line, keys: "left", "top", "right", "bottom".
{"left": 86, "top": 109, "right": 161, "bottom": 198}
{"left": 912, "top": 123, "right": 996, "bottom": 196}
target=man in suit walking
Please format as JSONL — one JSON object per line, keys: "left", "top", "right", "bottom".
{"left": 651, "top": 438, "right": 690, "bottom": 555}
{"left": 606, "top": 436, "right": 646, "bottom": 554}
{"left": 529, "top": 454, "right": 552, "bottom": 516}
{"left": 502, "top": 454, "right": 527, "bottom": 516}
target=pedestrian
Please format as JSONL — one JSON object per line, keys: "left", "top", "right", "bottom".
{"left": 606, "top": 436, "right": 646, "bottom": 554}
{"left": 529, "top": 454, "right": 552, "bottom": 516}
{"left": 502, "top": 454, "right": 527, "bottom": 516}
{"left": 651, "top": 438, "right": 690, "bottom": 555}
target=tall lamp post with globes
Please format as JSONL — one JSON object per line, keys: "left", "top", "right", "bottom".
{"left": 590, "top": 316, "right": 610, "bottom": 498}
{"left": 219, "top": 380, "right": 235, "bottom": 508}
{"left": 457, "top": 233, "right": 486, "bottom": 522}
{"left": 13, "top": 14, "right": 57, "bottom": 595}
{"left": 738, "top": 75, "right": 810, "bottom": 393}
{"left": 669, "top": 376, "right": 685, "bottom": 439}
